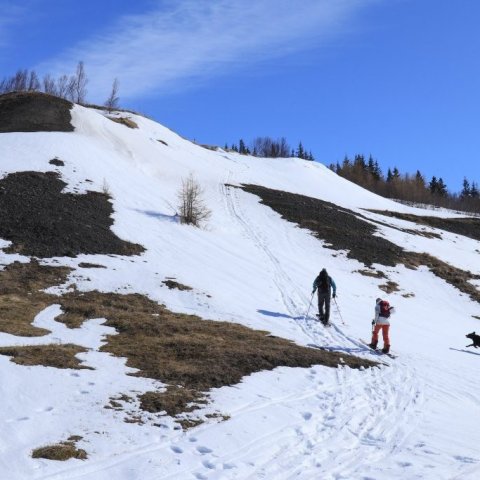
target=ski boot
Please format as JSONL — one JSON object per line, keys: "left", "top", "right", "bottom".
{"left": 369, "top": 341, "right": 378, "bottom": 350}
{"left": 382, "top": 345, "right": 390, "bottom": 354}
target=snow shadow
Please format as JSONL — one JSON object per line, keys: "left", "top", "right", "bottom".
{"left": 449, "top": 347, "right": 480, "bottom": 356}
{"left": 310, "top": 344, "right": 367, "bottom": 355}
{"left": 257, "top": 309, "right": 303, "bottom": 320}
{"left": 134, "top": 209, "right": 179, "bottom": 223}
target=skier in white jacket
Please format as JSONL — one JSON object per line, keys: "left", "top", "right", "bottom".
{"left": 369, "top": 298, "right": 394, "bottom": 353}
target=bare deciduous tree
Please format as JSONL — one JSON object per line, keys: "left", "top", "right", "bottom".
{"left": 177, "top": 174, "right": 211, "bottom": 227}
{"left": 42, "top": 74, "right": 57, "bottom": 95}
{"left": 252, "top": 136, "right": 290, "bottom": 158}
{"left": 72, "top": 61, "right": 88, "bottom": 103}
{"left": 0, "top": 63, "right": 121, "bottom": 108}
{"left": 27, "top": 70, "right": 40, "bottom": 91}
{"left": 105, "top": 78, "right": 120, "bottom": 112}
{"left": 13, "top": 69, "right": 28, "bottom": 91}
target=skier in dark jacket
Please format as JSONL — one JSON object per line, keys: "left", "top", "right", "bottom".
{"left": 312, "top": 268, "right": 336, "bottom": 325}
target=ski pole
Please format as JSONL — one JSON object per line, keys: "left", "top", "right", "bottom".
{"left": 304, "top": 291, "right": 314, "bottom": 320}
{"left": 333, "top": 297, "right": 346, "bottom": 325}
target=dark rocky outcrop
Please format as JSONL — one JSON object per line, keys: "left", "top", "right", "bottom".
{"left": 0, "top": 171, "right": 144, "bottom": 257}
{"left": 0, "top": 92, "right": 73, "bottom": 133}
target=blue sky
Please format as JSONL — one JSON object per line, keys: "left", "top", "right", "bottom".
{"left": 1, "top": 0, "right": 479, "bottom": 191}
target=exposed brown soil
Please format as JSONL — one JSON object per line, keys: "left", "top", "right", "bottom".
{"left": 32, "top": 439, "right": 87, "bottom": 461}
{"left": 49, "top": 158, "right": 65, "bottom": 167}
{"left": 368, "top": 210, "right": 480, "bottom": 242}
{"left": 0, "top": 344, "right": 91, "bottom": 369}
{"left": 162, "top": 279, "right": 192, "bottom": 291}
{"left": 0, "top": 92, "right": 73, "bottom": 132}
{"left": 239, "top": 184, "right": 480, "bottom": 304}
{"left": 366, "top": 216, "right": 442, "bottom": 239}
{"left": 239, "top": 184, "right": 405, "bottom": 267}
{"left": 78, "top": 262, "right": 107, "bottom": 269}
{"left": 0, "top": 171, "right": 144, "bottom": 257}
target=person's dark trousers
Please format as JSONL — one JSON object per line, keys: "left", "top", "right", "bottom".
{"left": 317, "top": 292, "right": 331, "bottom": 322}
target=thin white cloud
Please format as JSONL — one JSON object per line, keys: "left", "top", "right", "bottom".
{"left": 40, "top": 0, "right": 375, "bottom": 101}
{"left": 0, "top": 3, "right": 27, "bottom": 48}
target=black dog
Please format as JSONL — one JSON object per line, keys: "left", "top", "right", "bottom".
{"left": 466, "top": 331, "right": 480, "bottom": 348}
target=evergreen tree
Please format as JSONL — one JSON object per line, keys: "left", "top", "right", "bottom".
{"left": 354, "top": 154, "right": 366, "bottom": 171}
{"left": 429, "top": 176, "right": 438, "bottom": 194}
{"left": 373, "top": 160, "right": 382, "bottom": 181}
{"left": 470, "top": 181, "right": 479, "bottom": 198}
{"left": 386, "top": 168, "right": 393, "bottom": 182}
{"left": 415, "top": 170, "right": 425, "bottom": 186}
{"left": 296, "top": 142, "right": 305, "bottom": 159}
{"left": 461, "top": 178, "right": 471, "bottom": 198}
{"left": 437, "top": 178, "right": 447, "bottom": 196}
{"left": 367, "top": 156, "right": 375, "bottom": 176}
{"left": 239, "top": 139, "right": 247, "bottom": 154}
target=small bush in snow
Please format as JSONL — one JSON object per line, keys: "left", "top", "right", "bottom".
{"left": 102, "top": 178, "right": 112, "bottom": 196}
{"left": 177, "top": 174, "right": 211, "bottom": 227}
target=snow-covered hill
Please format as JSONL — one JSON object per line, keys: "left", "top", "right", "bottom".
{"left": 0, "top": 95, "right": 479, "bottom": 480}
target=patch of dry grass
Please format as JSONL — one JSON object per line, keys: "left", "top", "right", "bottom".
{"left": 379, "top": 281, "right": 400, "bottom": 294}
{"left": 78, "top": 262, "right": 106, "bottom": 269}
{"left": 0, "top": 344, "right": 92, "bottom": 369}
{"left": 139, "top": 386, "right": 207, "bottom": 416}
{"left": 0, "top": 259, "right": 71, "bottom": 295}
{"left": 356, "top": 269, "right": 386, "bottom": 279}
{"left": 55, "top": 289, "right": 376, "bottom": 416}
{"left": 0, "top": 260, "right": 71, "bottom": 336}
{"left": 0, "top": 261, "right": 377, "bottom": 418}
{"left": 107, "top": 116, "right": 138, "bottom": 129}
{"left": 32, "top": 439, "right": 87, "bottom": 461}
{"left": 0, "top": 294, "right": 51, "bottom": 336}
{"left": 176, "top": 418, "right": 204, "bottom": 430}
{"left": 410, "top": 252, "right": 480, "bottom": 303}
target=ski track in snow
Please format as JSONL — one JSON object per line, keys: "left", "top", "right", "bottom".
{"left": 218, "top": 178, "right": 426, "bottom": 479}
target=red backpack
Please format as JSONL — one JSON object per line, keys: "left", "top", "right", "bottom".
{"left": 379, "top": 300, "right": 391, "bottom": 318}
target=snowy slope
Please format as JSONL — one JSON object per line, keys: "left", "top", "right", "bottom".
{"left": 0, "top": 104, "right": 479, "bottom": 480}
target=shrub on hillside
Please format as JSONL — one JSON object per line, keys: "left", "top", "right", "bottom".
{"left": 177, "top": 174, "right": 211, "bottom": 227}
